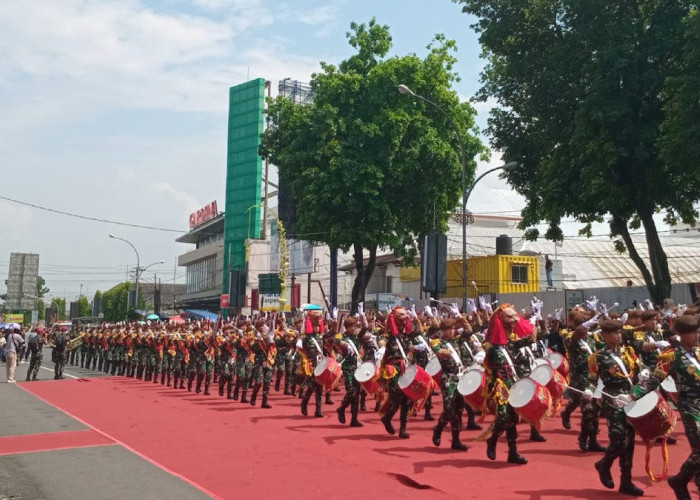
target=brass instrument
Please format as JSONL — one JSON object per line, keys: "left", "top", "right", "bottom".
{"left": 67, "top": 336, "right": 84, "bottom": 352}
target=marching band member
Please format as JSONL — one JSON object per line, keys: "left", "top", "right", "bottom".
{"left": 588, "top": 319, "right": 644, "bottom": 496}
{"left": 335, "top": 316, "right": 363, "bottom": 427}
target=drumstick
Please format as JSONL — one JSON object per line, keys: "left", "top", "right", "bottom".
{"left": 564, "top": 383, "right": 617, "bottom": 401}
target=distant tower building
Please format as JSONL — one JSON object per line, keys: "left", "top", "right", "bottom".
{"left": 6, "top": 252, "right": 40, "bottom": 310}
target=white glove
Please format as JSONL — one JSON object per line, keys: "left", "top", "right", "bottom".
{"left": 332, "top": 307, "right": 338, "bottom": 320}
{"left": 467, "top": 298, "right": 477, "bottom": 314}
{"left": 643, "top": 299, "right": 654, "bottom": 311}
{"left": 484, "top": 301, "right": 493, "bottom": 315}
{"left": 678, "top": 304, "right": 687, "bottom": 316}
{"left": 582, "top": 316, "right": 598, "bottom": 329}
{"left": 620, "top": 312, "right": 629, "bottom": 325}
{"left": 472, "top": 338, "right": 482, "bottom": 349}
{"left": 555, "top": 308, "right": 565, "bottom": 323}
{"left": 615, "top": 394, "right": 633, "bottom": 408}
{"left": 655, "top": 340, "right": 670, "bottom": 349}
{"left": 585, "top": 296, "right": 598, "bottom": 312}
{"left": 295, "top": 338, "right": 303, "bottom": 349}
{"left": 450, "top": 303, "right": 461, "bottom": 318}
{"left": 267, "top": 332, "right": 275, "bottom": 342}
{"left": 424, "top": 305, "right": 433, "bottom": 318}
{"left": 409, "top": 304, "right": 418, "bottom": 319}
{"left": 530, "top": 314, "right": 538, "bottom": 326}
{"left": 432, "top": 307, "right": 439, "bottom": 317}
{"left": 478, "top": 295, "right": 486, "bottom": 311}
{"left": 474, "top": 350, "right": 486, "bottom": 365}
{"left": 583, "top": 389, "right": 593, "bottom": 400}
{"left": 357, "top": 302, "right": 364, "bottom": 316}
{"left": 599, "top": 303, "right": 608, "bottom": 317}
{"left": 530, "top": 343, "right": 538, "bottom": 351}
{"left": 413, "top": 343, "right": 427, "bottom": 352}
{"left": 638, "top": 369, "right": 650, "bottom": 384}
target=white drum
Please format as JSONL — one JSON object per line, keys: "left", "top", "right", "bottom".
{"left": 661, "top": 376, "right": 678, "bottom": 403}
{"left": 354, "top": 361, "right": 378, "bottom": 383}
{"left": 529, "top": 363, "right": 554, "bottom": 386}
{"left": 426, "top": 357, "right": 442, "bottom": 380}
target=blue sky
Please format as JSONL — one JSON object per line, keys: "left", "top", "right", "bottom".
{"left": 0, "top": 0, "right": 523, "bottom": 301}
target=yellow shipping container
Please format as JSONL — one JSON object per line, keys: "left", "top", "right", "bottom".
{"left": 446, "top": 255, "right": 540, "bottom": 297}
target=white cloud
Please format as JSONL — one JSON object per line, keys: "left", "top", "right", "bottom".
{"left": 0, "top": 200, "right": 33, "bottom": 231}
{"left": 151, "top": 181, "right": 202, "bottom": 214}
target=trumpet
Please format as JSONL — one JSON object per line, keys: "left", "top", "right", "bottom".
{"left": 67, "top": 336, "right": 84, "bottom": 352}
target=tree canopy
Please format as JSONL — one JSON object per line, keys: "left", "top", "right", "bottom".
{"left": 456, "top": 0, "right": 700, "bottom": 303}
{"left": 261, "top": 19, "right": 484, "bottom": 310}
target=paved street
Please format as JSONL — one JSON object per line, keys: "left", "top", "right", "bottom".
{"left": 0, "top": 351, "right": 210, "bottom": 500}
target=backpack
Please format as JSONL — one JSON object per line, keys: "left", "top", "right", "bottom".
{"left": 55, "top": 334, "right": 68, "bottom": 350}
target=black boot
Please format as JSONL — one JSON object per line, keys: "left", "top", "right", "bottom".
{"left": 595, "top": 459, "right": 614, "bottom": 489}
{"left": 187, "top": 374, "right": 194, "bottom": 392}
{"left": 360, "top": 392, "right": 367, "bottom": 412}
{"left": 161, "top": 371, "right": 166, "bottom": 385}
{"left": 618, "top": 470, "right": 644, "bottom": 496}
{"left": 424, "top": 408, "right": 435, "bottom": 421}
{"left": 486, "top": 435, "right": 498, "bottom": 460}
{"left": 398, "top": 404, "right": 410, "bottom": 438}
{"left": 349, "top": 402, "right": 362, "bottom": 427}
{"left": 195, "top": 373, "right": 203, "bottom": 394}
{"left": 301, "top": 387, "right": 311, "bottom": 416}
{"left": 381, "top": 414, "right": 396, "bottom": 435}
{"left": 314, "top": 406, "right": 324, "bottom": 418}
{"left": 261, "top": 390, "right": 272, "bottom": 409}
{"left": 283, "top": 376, "right": 291, "bottom": 395}
{"left": 275, "top": 371, "right": 282, "bottom": 392}
{"left": 578, "top": 431, "right": 590, "bottom": 451}
{"left": 507, "top": 440, "right": 527, "bottom": 464}
{"left": 530, "top": 427, "right": 546, "bottom": 442}
{"left": 451, "top": 429, "right": 468, "bottom": 451}
{"left": 398, "top": 425, "right": 410, "bottom": 439}
{"left": 179, "top": 377, "right": 185, "bottom": 390}
{"left": 166, "top": 372, "right": 171, "bottom": 387}
{"left": 290, "top": 381, "right": 297, "bottom": 397}
{"left": 667, "top": 474, "right": 691, "bottom": 500}
{"left": 587, "top": 434, "right": 607, "bottom": 452}
{"left": 241, "top": 387, "right": 249, "bottom": 404}
{"left": 466, "top": 407, "right": 482, "bottom": 430}
{"left": 219, "top": 380, "right": 225, "bottom": 397}
{"left": 325, "top": 392, "right": 334, "bottom": 405}
{"left": 203, "top": 375, "right": 211, "bottom": 396}
{"left": 232, "top": 380, "right": 240, "bottom": 400}
{"left": 154, "top": 371, "right": 160, "bottom": 384}
{"left": 336, "top": 405, "right": 346, "bottom": 424}
{"left": 561, "top": 410, "right": 571, "bottom": 430}
{"left": 250, "top": 385, "right": 260, "bottom": 406}
{"left": 432, "top": 423, "right": 444, "bottom": 447}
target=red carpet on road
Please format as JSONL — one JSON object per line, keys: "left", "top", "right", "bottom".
{"left": 21, "top": 377, "right": 694, "bottom": 500}
{"left": 0, "top": 429, "right": 114, "bottom": 456}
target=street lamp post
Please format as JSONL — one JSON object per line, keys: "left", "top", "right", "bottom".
{"left": 109, "top": 234, "right": 141, "bottom": 308}
{"left": 398, "top": 84, "right": 518, "bottom": 310}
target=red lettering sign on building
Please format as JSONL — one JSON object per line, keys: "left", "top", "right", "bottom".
{"left": 189, "top": 201, "right": 219, "bottom": 229}
{"left": 220, "top": 294, "right": 230, "bottom": 308}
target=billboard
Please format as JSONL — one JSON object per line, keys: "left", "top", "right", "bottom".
{"left": 6, "top": 253, "right": 40, "bottom": 310}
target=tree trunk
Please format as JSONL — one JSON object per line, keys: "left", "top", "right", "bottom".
{"left": 639, "top": 211, "right": 672, "bottom": 304}
{"left": 611, "top": 215, "right": 671, "bottom": 305}
{"left": 350, "top": 243, "right": 377, "bottom": 314}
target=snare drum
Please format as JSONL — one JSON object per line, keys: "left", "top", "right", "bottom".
{"left": 457, "top": 369, "right": 486, "bottom": 410}
{"left": 624, "top": 390, "right": 676, "bottom": 441}
{"left": 660, "top": 377, "right": 678, "bottom": 404}
{"left": 426, "top": 357, "right": 442, "bottom": 385}
{"left": 508, "top": 378, "right": 552, "bottom": 424}
{"left": 354, "top": 361, "right": 380, "bottom": 394}
{"left": 314, "top": 357, "right": 342, "bottom": 390}
{"left": 547, "top": 352, "right": 570, "bottom": 379}
{"left": 398, "top": 364, "right": 433, "bottom": 401}
{"left": 529, "top": 363, "right": 566, "bottom": 401}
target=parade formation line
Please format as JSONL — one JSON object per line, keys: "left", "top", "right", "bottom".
{"left": 18, "top": 376, "right": 691, "bottom": 500}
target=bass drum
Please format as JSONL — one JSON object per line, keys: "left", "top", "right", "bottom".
{"left": 508, "top": 378, "right": 552, "bottom": 424}
{"left": 426, "top": 357, "right": 442, "bottom": 385}
{"left": 624, "top": 390, "right": 676, "bottom": 441}
{"left": 457, "top": 369, "right": 486, "bottom": 410}
{"left": 398, "top": 364, "right": 433, "bottom": 401}
{"left": 354, "top": 361, "right": 380, "bottom": 395}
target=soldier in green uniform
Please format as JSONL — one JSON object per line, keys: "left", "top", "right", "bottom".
{"left": 53, "top": 326, "right": 70, "bottom": 379}
{"left": 561, "top": 318, "right": 607, "bottom": 452}
{"left": 299, "top": 308, "right": 326, "bottom": 418}
{"left": 26, "top": 327, "right": 45, "bottom": 381}
{"left": 588, "top": 319, "right": 644, "bottom": 496}
{"left": 638, "top": 314, "right": 700, "bottom": 500}
{"left": 431, "top": 318, "right": 468, "bottom": 450}
{"left": 250, "top": 324, "right": 276, "bottom": 408}
{"left": 335, "top": 316, "right": 363, "bottom": 427}
{"left": 483, "top": 305, "right": 530, "bottom": 464}
{"left": 274, "top": 319, "right": 294, "bottom": 395}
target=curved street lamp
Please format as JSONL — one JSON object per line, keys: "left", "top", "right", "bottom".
{"left": 109, "top": 234, "right": 141, "bottom": 307}
{"left": 398, "top": 84, "right": 519, "bottom": 310}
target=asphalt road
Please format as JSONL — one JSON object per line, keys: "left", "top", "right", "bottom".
{"left": 0, "top": 349, "right": 211, "bottom": 500}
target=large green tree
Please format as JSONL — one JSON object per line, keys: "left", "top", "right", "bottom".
{"left": 77, "top": 296, "right": 91, "bottom": 317}
{"left": 36, "top": 276, "right": 49, "bottom": 298}
{"left": 261, "top": 19, "right": 484, "bottom": 311}
{"left": 102, "top": 283, "right": 131, "bottom": 322}
{"left": 457, "top": 0, "right": 700, "bottom": 303}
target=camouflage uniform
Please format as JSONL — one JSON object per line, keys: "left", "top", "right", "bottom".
{"left": 588, "top": 345, "right": 640, "bottom": 491}
{"left": 431, "top": 337, "right": 467, "bottom": 450}
{"left": 335, "top": 331, "right": 362, "bottom": 426}
{"left": 274, "top": 330, "right": 294, "bottom": 394}
{"left": 194, "top": 335, "right": 215, "bottom": 395}
{"left": 632, "top": 327, "right": 664, "bottom": 369}
{"left": 218, "top": 337, "right": 236, "bottom": 398}
{"left": 379, "top": 333, "right": 413, "bottom": 438}
{"left": 26, "top": 332, "right": 45, "bottom": 381}
{"left": 409, "top": 331, "right": 434, "bottom": 420}
{"left": 458, "top": 331, "right": 485, "bottom": 430}
{"left": 232, "top": 335, "right": 254, "bottom": 402}
{"left": 644, "top": 344, "right": 700, "bottom": 494}
{"left": 562, "top": 331, "right": 605, "bottom": 450}
{"left": 172, "top": 337, "right": 187, "bottom": 389}
{"left": 484, "top": 344, "right": 525, "bottom": 463}
{"left": 300, "top": 331, "right": 325, "bottom": 418}
{"left": 53, "top": 332, "right": 69, "bottom": 379}
{"left": 508, "top": 332, "right": 547, "bottom": 442}
{"left": 250, "top": 335, "right": 276, "bottom": 408}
